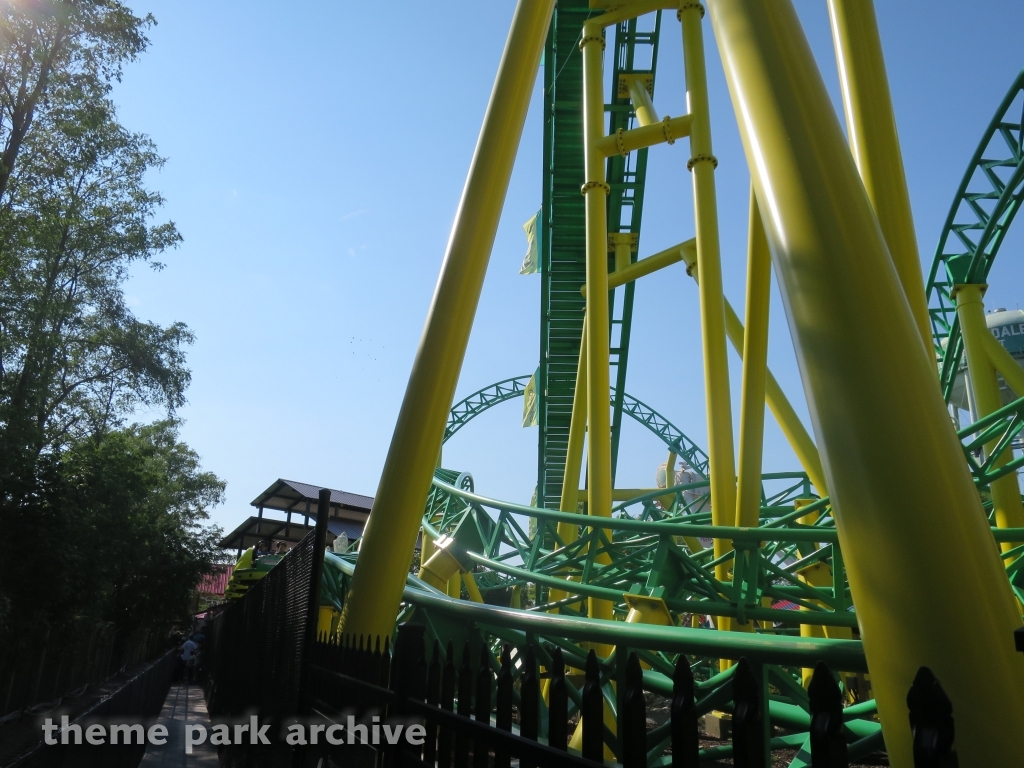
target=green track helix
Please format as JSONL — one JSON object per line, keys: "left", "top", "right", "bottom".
{"left": 330, "top": 11, "right": 1024, "bottom": 763}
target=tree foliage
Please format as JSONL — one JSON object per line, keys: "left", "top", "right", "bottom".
{"left": 0, "top": 0, "right": 185, "bottom": 468}
{"left": 0, "top": 1, "right": 225, "bottom": 635}
{"left": 2, "top": 420, "right": 226, "bottom": 630}
{"left": 0, "top": 0, "right": 152, "bottom": 200}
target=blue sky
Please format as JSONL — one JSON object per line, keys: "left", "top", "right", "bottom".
{"left": 115, "top": 1, "right": 1024, "bottom": 533}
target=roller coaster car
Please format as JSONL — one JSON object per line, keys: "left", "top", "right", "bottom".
{"left": 234, "top": 554, "right": 284, "bottom": 581}
{"left": 225, "top": 553, "right": 285, "bottom": 596}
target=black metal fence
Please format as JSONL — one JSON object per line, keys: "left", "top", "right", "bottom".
{"left": 204, "top": 488, "right": 330, "bottom": 768}
{"left": 0, "top": 627, "right": 167, "bottom": 725}
{"left": 203, "top": 487, "right": 975, "bottom": 768}
{"left": 303, "top": 624, "right": 969, "bottom": 768}
{"left": 6, "top": 648, "right": 176, "bottom": 768}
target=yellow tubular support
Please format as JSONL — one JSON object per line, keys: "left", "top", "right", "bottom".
{"left": 610, "top": 233, "right": 633, "bottom": 273}
{"left": 559, "top": 324, "right": 588, "bottom": 523}
{"left": 338, "top": 0, "right": 555, "bottom": 644}
{"left": 827, "top": 0, "right": 932, "bottom": 353}
{"left": 462, "top": 571, "right": 484, "bottom": 603}
{"left": 710, "top": 2, "right": 1024, "bottom": 764}
{"left": 582, "top": 239, "right": 695, "bottom": 295}
{"left": 627, "top": 77, "right": 659, "bottom": 126}
{"left": 679, "top": 245, "right": 827, "bottom": 495}
{"left": 735, "top": 188, "right": 771, "bottom": 529}
{"left": 419, "top": 545, "right": 462, "bottom": 591}
{"left": 421, "top": 527, "right": 434, "bottom": 563}
{"left": 981, "top": 329, "right": 1024, "bottom": 397}
{"left": 797, "top": 561, "right": 853, "bottom": 687}
{"left": 955, "top": 284, "right": 1024, "bottom": 549}
{"left": 551, "top": 325, "right": 588, "bottom": 611}
{"left": 447, "top": 572, "right": 462, "bottom": 600}
{"left": 581, "top": 23, "right": 614, "bottom": 648}
{"left": 596, "top": 115, "right": 694, "bottom": 158}
{"left": 680, "top": 0, "right": 737, "bottom": 577}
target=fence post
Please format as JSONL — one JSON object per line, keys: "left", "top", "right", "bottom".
{"left": 474, "top": 644, "right": 493, "bottom": 768}
{"left": 376, "top": 637, "right": 392, "bottom": 768}
{"left": 455, "top": 643, "right": 473, "bottom": 768}
{"left": 548, "top": 647, "right": 568, "bottom": 752}
{"left": 390, "top": 623, "right": 426, "bottom": 768}
{"left": 494, "top": 644, "right": 513, "bottom": 768}
{"left": 425, "top": 640, "right": 442, "bottom": 767}
{"left": 581, "top": 649, "right": 604, "bottom": 762}
{"left": 907, "top": 666, "right": 959, "bottom": 768}
{"left": 520, "top": 645, "right": 539, "bottom": 768}
{"left": 808, "top": 661, "right": 847, "bottom": 768}
{"left": 671, "top": 654, "right": 700, "bottom": 768}
{"left": 621, "top": 653, "right": 647, "bottom": 768}
{"left": 732, "top": 657, "right": 768, "bottom": 768}
{"left": 438, "top": 641, "right": 456, "bottom": 768}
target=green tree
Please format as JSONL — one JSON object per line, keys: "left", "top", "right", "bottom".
{"left": 0, "top": 85, "right": 188, "bottom": 467}
{"left": 0, "top": 0, "right": 151, "bottom": 201}
{"left": 0, "top": 1, "right": 225, "bottom": 635}
{"left": 2, "top": 420, "right": 226, "bottom": 630}
{"left": 0, "top": 0, "right": 189, "bottom": 483}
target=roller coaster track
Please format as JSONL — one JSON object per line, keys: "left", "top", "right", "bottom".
{"left": 445, "top": 375, "right": 710, "bottom": 478}
{"left": 537, "top": 6, "right": 662, "bottom": 507}
{"left": 402, "top": 67, "right": 1024, "bottom": 767}
{"left": 927, "top": 68, "right": 1024, "bottom": 400}
{"left": 328, "top": 6, "right": 1024, "bottom": 759}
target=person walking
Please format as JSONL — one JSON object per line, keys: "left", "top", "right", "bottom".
{"left": 179, "top": 636, "right": 199, "bottom": 684}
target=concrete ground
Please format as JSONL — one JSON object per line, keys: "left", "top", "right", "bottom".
{"left": 139, "top": 684, "right": 219, "bottom": 767}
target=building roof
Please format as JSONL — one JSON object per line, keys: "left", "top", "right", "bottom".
{"left": 250, "top": 478, "right": 373, "bottom": 518}
{"left": 217, "top": 515, "right": 367, "bottom": 552}
{"left": 219, "top": 516, "right": 315, "bottom": 551}
{"left": 197, "top": 565, "right": 232, "bottom": 596}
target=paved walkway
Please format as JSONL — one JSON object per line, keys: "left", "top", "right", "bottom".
{"left": 139, "top": 683, "right": 219, "bottom": 767}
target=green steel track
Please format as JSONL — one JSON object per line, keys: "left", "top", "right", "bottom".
{"left": 927, "top": 68, "right": 1024, "bottom": 400}
{"left": 388, "top": 65, "right": 1024, "bottom": 768}
{"left": 332, "top": 35, "right": 1024, "bottom": 768}
{"left": 446, "top": 375, "right": 709, "bottom": 477}
{"left": 537, "top": 0, "right": 589, "bottom": 510}
{"left": 538, "top": 5, "right": 662, "bottom": 507}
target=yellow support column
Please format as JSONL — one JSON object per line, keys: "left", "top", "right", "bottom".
{"left": 580, "top": 23, "right": 614, "bottom": 647}
{"left": 954, "top": 283, "right": 1024, "bottom": 547}
{"left": 709, "top": 1, "right": 1024, "bottom": 765}
{"left": 679, "top": 1, "right": 737, "bottom": 575}
{"left": 447, "top": 572, "right": 462, "bottom": 600}
{"left": 827, "top": 0, "right": 932, "bottom": 353}
{"left": 735, "top": 188, "right": 771, "bottom": 530}
{"left": 981, "top": 329, "right": 1024, "bottom": 398}
{"left": 551, "top": 326, "right": 588, "bottom": 611}
{"left": 679, "top": 246, "right": 828, "bottom": 494}
{"left": 339, "top": 0, "right": 555, "bottom": 644}
{"left": 679, "top": 0, "right": 738, "bottom": 673}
